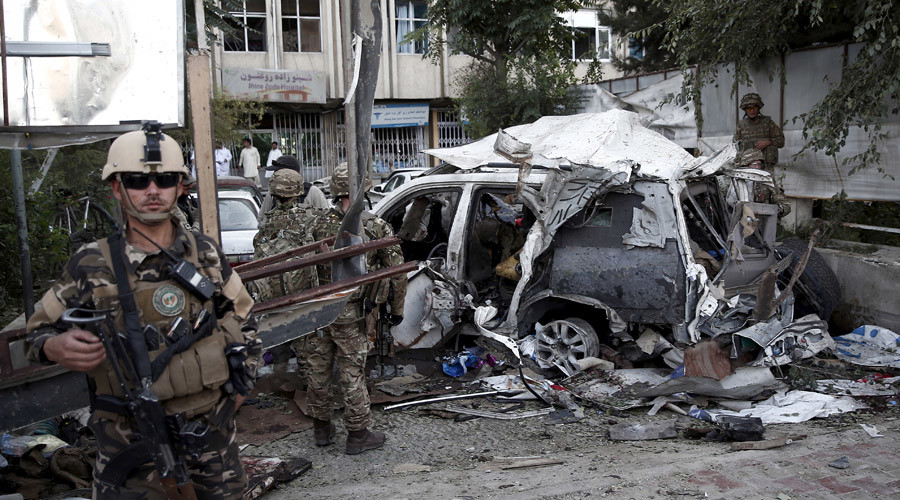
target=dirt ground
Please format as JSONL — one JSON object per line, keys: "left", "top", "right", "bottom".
{"left": 242, "top": 373, "right": 900, "bottom": 500}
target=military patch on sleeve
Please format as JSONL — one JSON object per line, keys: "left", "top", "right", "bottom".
{"left": 152, "top": 285, "right": 186, "bottom": 316}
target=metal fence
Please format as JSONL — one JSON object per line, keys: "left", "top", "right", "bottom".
{"left": 371, "top": 126, "right": 427, "bottom": 174}
{"left": 273, "top": 112, "right": 328, "bottom": 182}
{"left": 435, "top": 109, "right": 471, "bottom": 149}
{"left": 265, "top": 108, "right": 472, "bottom": 182}
{"left": 325, "top": 112, "right": 428, "bottom": 179}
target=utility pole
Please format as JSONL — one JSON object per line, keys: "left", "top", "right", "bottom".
{"left": 189, "top": 0, "right": 221, "bottom": 244}
{"left": 333, "top": 0, "right": 382, "bottom": 282}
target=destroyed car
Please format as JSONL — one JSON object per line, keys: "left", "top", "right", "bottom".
{"left": 374, "top": 111, "right": 840, "bottom": 375}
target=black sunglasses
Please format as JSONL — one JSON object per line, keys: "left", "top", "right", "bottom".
{"left": 120, "top": 172, "right": 182, "bottom": 190}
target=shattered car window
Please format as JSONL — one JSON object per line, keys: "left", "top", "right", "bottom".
{"left": 466, "top": 189, "right": 528, "bottom": 305}
{"left": 385, "top": 189, "right": 461, "bottom": 262}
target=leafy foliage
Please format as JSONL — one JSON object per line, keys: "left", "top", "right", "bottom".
{"left": 456, "top": 56, "right": 579, "bottom": 138}
{"left": 170, "top": 88, "right": 267, "bottom": 147}
{"left": 410, "top": 0, "right": 586, "bottom": 138}
{"left": 595, "top": 0, "right": 676, "bottom": 75}
{"left": 184, "top": 0, "right": 247, "bottom": 50}
{"left": 651, "top": 0, "right": 899, "bottom": 175}
{"left": 0, "top": 149, "right": 85, "bottom": 325}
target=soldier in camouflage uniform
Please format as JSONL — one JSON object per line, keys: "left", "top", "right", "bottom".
{"left": 250, "top": 169, "right": 323, "bottom": 384}
{"left": 26, "top": 127, "right": 259, "bottom": 499}
{"left": 174, "top": 174, "right": 200, "bottom": 232}
{"left": 294, "top": 163, "right": 407, "bottom": 455}
{"left": 251, "top": 168, "right": 322, "bottom": 300}
{"left": 734, "top": 93, "right": 791, "bottom": 215}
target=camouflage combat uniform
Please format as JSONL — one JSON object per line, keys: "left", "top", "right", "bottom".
{"left": 251, "top": 198, "right": 322, "bottom": 300}
{"left": 734, "top": 113, "right": 785, "bottom": 171}
{"left": 26, "top": 221, "right": 258, "bottom": 500}
{"left": 293, "top": 206, "right": 406, "bottom": 431}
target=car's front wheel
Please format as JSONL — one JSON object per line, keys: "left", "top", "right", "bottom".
{"left": 534, "top": 317, "right": 600, "bottom": 376}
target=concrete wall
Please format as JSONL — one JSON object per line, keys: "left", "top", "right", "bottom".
{"left": 819, "top": 243, "right": 900, "bottom": 333}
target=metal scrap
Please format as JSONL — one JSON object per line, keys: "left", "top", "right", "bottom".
{"left": 383, "top": 390, "right": 521, "bottom": 411}
{"left": 443, "top": 406, "right": 553, "bottom": 420}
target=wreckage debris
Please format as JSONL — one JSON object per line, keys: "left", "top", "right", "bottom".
{"left": 834, "top": 325, "right": 900, "bottom": 368}
{"left": 608, "top": 419, "right": 678, "bottom": 441}
{"left": 730, "top": 436, "right": 797, "bottom": 451}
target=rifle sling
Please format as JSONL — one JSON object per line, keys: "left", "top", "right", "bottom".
{"left": 108, "top": 232, "right": 153, "bottom": 381}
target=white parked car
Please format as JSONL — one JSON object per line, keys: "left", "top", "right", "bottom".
{"left": 368, "top": 168, "right": 428, "bottom": 204}
{"left": 215, "top": 190, "right": 259, "bottom": 264}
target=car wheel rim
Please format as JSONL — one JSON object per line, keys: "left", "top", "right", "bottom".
{"left": 534, "top": 319, "right": 599, "bottom": 376}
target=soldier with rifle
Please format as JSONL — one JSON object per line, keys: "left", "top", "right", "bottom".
{"left": 25, "top": 122, "right": 260, "bottom": 499}
{"left": 294, "top": 163, "right": 407, "bottom": 454}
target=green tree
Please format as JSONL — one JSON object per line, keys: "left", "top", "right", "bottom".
{"left": 596, "top": 0, "right": 675, "bottom": 75}
{"left": 653, "top": 0, "right": 899, "bottom": 175}
{"left": 411, "top": 0, "right": 586, "bottom": 138}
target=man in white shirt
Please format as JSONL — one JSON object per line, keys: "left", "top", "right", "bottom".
{"left": 265, "top": 142, "right": 282, "bottom": 174}
{"left": 214, "top": 141, "right": 232, "bottom": 177}
{"left": 239, "top": 138, "right": 261, "bottom": 187}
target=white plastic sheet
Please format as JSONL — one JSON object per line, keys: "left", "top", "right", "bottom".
{"left": 712, "top": 390, "right": 865, "bottom": 424}
{"left": 833, "top": 325, "right": 900, "bottom": 368}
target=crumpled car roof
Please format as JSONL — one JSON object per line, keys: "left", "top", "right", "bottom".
{"left": 424, "top": 110, "right": 698, "bottom": 180}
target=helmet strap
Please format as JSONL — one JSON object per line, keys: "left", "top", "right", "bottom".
{"left": 116, "top": 174, "right": 175, "bottom": 226}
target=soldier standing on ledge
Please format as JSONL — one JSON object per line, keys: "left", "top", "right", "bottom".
{"left": 294, "top": 163, "right": 407, "bottom": 455}
{"left": 734, "top": 92, "right": 790, "bottom": 215}
{"left": 25, "top": 123, "right": 259, "bottom": 499}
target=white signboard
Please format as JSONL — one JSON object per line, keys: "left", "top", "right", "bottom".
{"left": 222, "top": 68, "right": 326, "bottom": 104}
{"left": 2, "top": 0, "right": 184, "bottom": 128}
{"left": 371, "top": 104, "right": 429, "bottom": 128}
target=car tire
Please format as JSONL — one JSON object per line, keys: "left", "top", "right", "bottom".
{"left": 775, "top": 239, "right": 841, "bottom": 320}
{"left": 534, "top": 317, "right": 600, "bottom": 376}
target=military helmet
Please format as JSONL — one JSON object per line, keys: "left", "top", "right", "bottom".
{"left": 269, "top": 168, "right": 305, "bottom": 198}
{"left": 101, "top": 125, "right": 188, "bottom": 181}
{"left": 740, "top": 93, "right": 764, "bottom": 110}
{"left": 270, "top": 154, "right": 301, "bottom": 172}
{"left": 330, "top": 162, "right": 372, "bottom": 198}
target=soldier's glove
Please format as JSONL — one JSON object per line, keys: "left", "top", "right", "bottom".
{"left": 387, "top": 314, "right": 404, "bottom": 327}
{"left": 223, "top": 342, "right": 260, "bottom": 396}
{"left": 364, "top": 299, "right": 377, "bottom": 316}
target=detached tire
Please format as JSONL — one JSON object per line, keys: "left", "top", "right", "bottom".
{"left": 775, "top": 239, "right": 841, "bottom": 320}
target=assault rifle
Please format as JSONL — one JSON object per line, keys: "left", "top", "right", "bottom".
{"left": 63, "top": 307, "right": 205, "bottom": 500}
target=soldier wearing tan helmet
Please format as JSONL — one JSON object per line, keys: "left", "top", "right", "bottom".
{"left": 294, "top": 162, "right": 407, "bottom": 455}
{"left": 252, "top": 168, "right": 322, "bottom": 301}
{"left": 25, "top": 122, "right": 259, "bottom": 498}
{"left": 734, "top": 93, "right": 790, "bottom": 216}
{"left": 258, "top": 154, "right": 329, "bottom": 222}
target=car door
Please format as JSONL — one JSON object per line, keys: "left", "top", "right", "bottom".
{"left": 376, "top": 182, "right": 470, "bottom": 348}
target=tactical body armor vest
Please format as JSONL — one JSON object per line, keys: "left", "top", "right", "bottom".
{"left": 89, "top": 231, "right": 246, "bottom": 418}
{"left": 736, "top": 115, "right": 781, "bottom": 166}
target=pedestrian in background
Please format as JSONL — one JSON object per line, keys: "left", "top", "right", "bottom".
{"left": 239, "top": 138, "right": 261, "bottom": 188}
{"left": 215, "top": 141, "right": 232, "bottom": 177}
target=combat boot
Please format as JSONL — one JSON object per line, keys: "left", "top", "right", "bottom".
{"left": 345, "top": 429, "right": 385, "bottom": 455}
{"left": 313, "top": 419, "right": 336, "bottom": 447}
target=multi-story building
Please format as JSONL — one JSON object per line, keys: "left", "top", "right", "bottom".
{"left": 213, "top": 1, "right": 628, "bottom": 182}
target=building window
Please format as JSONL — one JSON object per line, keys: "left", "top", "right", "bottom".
{"left": 396, "top": 1, "right": 427, "bottom": 54}
{"left": 628, "top": 37, "right": 645, "bottom": 60}
{"left": 225, "top": 0, "right": 267, "bottom": 52}
{"left": 282, "top": 0, "right": 321, "bottom": 52}
{"left": 571, "top": 24, "right": 611, "bottom": 61}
